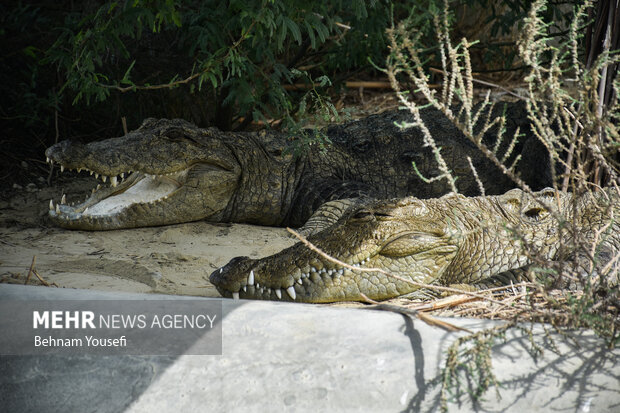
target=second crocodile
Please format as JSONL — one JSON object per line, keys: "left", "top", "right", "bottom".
{"left": 210, "top": 188, "right": 619, "bottom": 302}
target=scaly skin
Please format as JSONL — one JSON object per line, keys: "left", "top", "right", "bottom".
{"left": 44, "top": 103, "right": 551, "bottom": 230}
{"left": 209, "top": 188, "right": 619, "bottom": 303}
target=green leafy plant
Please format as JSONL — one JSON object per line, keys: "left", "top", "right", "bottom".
{"left": 41, "top": 0, "right": 390, "bottom": 128}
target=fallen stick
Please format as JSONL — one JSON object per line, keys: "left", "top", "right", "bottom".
{"left": 283, "top": 80, "right": 441, "bottom": 90}
{"left": 33, "top": 269, "right": 58, "bottom": 288}
{"left": 360, "top": 293, "right": 470, "bottom": 333}
{"left": 24, "top": 256, "right": 36, "bottom": 285}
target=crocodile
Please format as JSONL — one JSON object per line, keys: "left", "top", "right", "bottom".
{"left": 209, "top": 188, "right": 619, "bottom": 303}
{"left": 44, "top": 102, "right": 551, "bottom": 230}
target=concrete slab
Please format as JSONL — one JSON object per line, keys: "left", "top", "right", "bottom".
{"left": 0, "top": 284, "right": 618, "bottom": 412}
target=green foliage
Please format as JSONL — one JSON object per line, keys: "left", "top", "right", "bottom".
{"left": 280, "top": 70, "right": 346, "bottom": 157}
{"left": 7, "top": 0, "right": 581, "bottom": 134}
{"left": 40, "top": 0, "right": 393, "bottom": 127}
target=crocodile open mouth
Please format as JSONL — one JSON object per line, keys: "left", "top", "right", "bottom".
{"left": 46, "top": 156, "right": 189, "bottom": 225}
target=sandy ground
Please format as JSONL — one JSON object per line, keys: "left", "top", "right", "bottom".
{"left": 0, "top": 176, "right": 295, "bottom": 297}
{"left": 0, "top": 91, "right": 403, "bottom": 300}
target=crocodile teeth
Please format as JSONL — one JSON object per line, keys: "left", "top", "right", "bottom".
{"left": 95, "top": 173, "right": 99, "bottom": 179}
{"left": 242, "top": 286, "right": 247, "bottom": 292}
{"left": 92, "top": 188, "right": 96, "bottom": 194}
{"left": 102, "top": 176, "right": 107, "bottom": 183}
{"left": 61, "top": 194, "right": 66, "bottom": 205}
{"left": 96, "top": 184, "right": 101, "bottom": 190}
{"left": 77, "top": 168, "right": 82, "bottom": 173}
{"left": 60, "top": 165, "right": 64, "bottom": 172}
{"left": 49, "top": 200, "right": 54, "bottom": 211}
{"left": 55, "top": 204, "right": 60, "bottom": 214}
{"left": 247, "top": 270, "right": 254, "bottom": 286}
{"left": 120, "top": 172, "right": 125, "bottom": 179}
{"left": 297, "top": 278, "right": 303, "bottom": 285}
{"left": 84, "top": 207, "right": 89, "bottom": 214}
{"left": 232, "top": 292, "right": 240, "bottom": 300}
{"left": 90, "top": 171, "right": 94, "bottom": 176}
{"left": 110, "top": 176, "right": 117, "bottom": 187}
{"left": 286, "top": 286, "right": 296, "bottom": 300}
{"left": 219, "top": 268, "right": 223, "bottom": 274}
{"left": 274, "top": 289, "right": 282, "bottom": 299}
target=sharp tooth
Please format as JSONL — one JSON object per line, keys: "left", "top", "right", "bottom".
{"left": 92, "top": 188, "right": 95, "bottom": 194}
{"left": 297, "top": 278, "right": 302, "bottom": 285}
{"left": 286, "top": 286, "right": 296, "bottom": 300}
{"left": 338, "top": 269, "right": 344, "bottom": 275}
{"left": 46, "top": 157, "right": 50, "bottom": 164}
{"left": 90, "top": 170, "right": 93, "bottom": 176}
{"left": 95, "top": 173, "right": 99, "bottom": 179}
{"left": 243, "top": 286, "right": 247, "bottom": 292}
{"left": 96, "top": 184, "right": 101, "bottom": 190}
{"left": 102, "top": 176, "right": 107, "bottom": 183}
{"left": 120, "top": 172, "right": 125, "bottom": 179}
{"left": 61, "top": 194, "right": 66, "bottom": 204}
{"left": 49, "top": 200, "right": 54, "bottom": 210}
{"left": 219, "top": 268, "right": 223, "bottom": 274}
{"left": 232, "top": 292, "right": 240, "bottom": 300}
{"left": 247, "top": 270, "right": 254, "bottom": 286}
{"left": 55, "top": 204, "right": 60, "bottom": 214}
{"left": 274, "top": 289, "right": 282, "bottom": 299}
{"left": 60, "top": 165, "right": 64, "bottom": 172}
{"left": 256, "top": 282, "right": 260, "bottom": 288}
{"left": 84, "top": 207, "right": 89, "bottom": 214}
{"left": 111, "top": 176, "right": 117, "bottom": 187}
{"left": 77, "top": 168, "right": 82, "bottom": 173}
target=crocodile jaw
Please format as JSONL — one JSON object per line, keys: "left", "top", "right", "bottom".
{"left": 47, "top": 162, "right": 238, "bottom": 230}
{"left": 209, "top": 231, "right": 459, "bottom": 303}
{"left": 44, "top": 118, "right": 241, "bottom": 230}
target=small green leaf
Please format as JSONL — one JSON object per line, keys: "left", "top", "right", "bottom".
{"left": 284, "top": 17, "right": 302, "bottom": 45}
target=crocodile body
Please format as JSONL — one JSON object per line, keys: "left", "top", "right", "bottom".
{"left": 44, "top": 102, "right": 550, "bottom": 230}
{"left": 210, "top": 188, "right": 619, "bottom": 303}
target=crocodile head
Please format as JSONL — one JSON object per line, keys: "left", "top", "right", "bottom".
{"left": 210, "top": 196, "right": 464, "bottom": 302}
{"left": 210, "top": 189, "right": 566, "bottom": 303}
{"left": 45, "top": 118, "right": 240, "bottom": 229}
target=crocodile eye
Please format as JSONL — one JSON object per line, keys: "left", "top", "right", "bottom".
{"left": 523, "top": 207, "right": 548, "bottom": 222}
{"left": 352, "top": 210, "right": 374, "bottom": 220}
